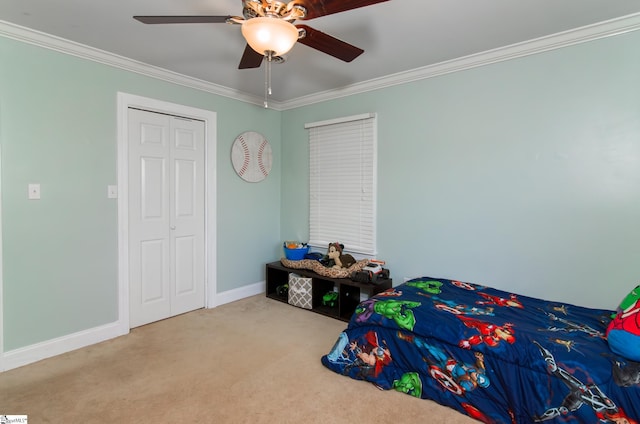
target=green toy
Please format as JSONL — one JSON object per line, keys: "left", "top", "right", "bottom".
{"left": 323, "top": 291, "right": 339, "bottom": 307}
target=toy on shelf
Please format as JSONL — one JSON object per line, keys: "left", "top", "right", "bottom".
{"left": 322, "top": 291, "right": 338, "bottom": 308}
{"left": 324, "top": 242, "right": 356, "bottom": 269}
{"left": 363, "top": 259, "right": 386, "bottom": 274}
{"left": 276, "top": 284, "right": 289, "bottom": 297}
{"left": 283, "top": 241, "right": 309, "bottom": 260}
{"left": 351, "top": 259, "right": 390, "bottom": 284}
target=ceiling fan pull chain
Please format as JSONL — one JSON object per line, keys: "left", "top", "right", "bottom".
{"left": 264, "top": 59, "right": 268, "bottom": 108}
{"left": 264, "top": 51, "right": 274, "bottom": 108}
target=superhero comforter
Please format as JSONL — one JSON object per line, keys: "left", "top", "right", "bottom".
{"left": 321, "top": 277, "right": 640, "bottom": 423}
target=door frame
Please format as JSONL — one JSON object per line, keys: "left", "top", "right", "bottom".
{"left": 116, "top": 92, "right": 217, "bottom": 333}
{"left": 0, "top": 145, "right": 4, "bottom": 371}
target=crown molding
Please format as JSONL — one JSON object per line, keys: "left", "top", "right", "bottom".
{"left": 0, "top": 20, "right": 271, "bottom": 108}
{"left": 2, "top": 12, "right": 640, "bottom": 112}
{"left": 280, "top": 12, "right": 640, "bottom": 110}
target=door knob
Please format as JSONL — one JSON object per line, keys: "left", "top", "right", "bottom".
{"left": 170, "top": 226, "right": 176, "bottom": 230}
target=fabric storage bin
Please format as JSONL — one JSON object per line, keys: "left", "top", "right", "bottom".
{"left": 288, "top": 273, "right": 312, "bottom": 309}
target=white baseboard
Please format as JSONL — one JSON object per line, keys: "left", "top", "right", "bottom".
{"left": 2, "top": 321, "right": 128, "bottom": 371}
{"left": 211, "top": 280, "right": 265, "bottom": 307}
{"left": 1, "top": 281, "right": 266, "bottom": 372}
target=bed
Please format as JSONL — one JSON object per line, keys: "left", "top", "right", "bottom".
{"left": 321, "top": 276, "right": 640, "bottom": 423}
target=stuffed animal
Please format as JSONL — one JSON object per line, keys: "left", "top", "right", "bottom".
{"left": 325, "top": 242, "right": 356, "bottom": 269}
{"left": 606, "top": 285, "right": 640, "bottom": 361}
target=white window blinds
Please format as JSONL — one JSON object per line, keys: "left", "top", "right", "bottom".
{"left": 306, "top": 113, "right": 377, "bottom": 255}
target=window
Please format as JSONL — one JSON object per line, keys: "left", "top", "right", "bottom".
{"left": 306, "top": 113, "right": 377, "bottom": 255}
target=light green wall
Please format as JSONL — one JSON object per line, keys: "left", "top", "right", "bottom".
{"left": 281, "top": 30, "right": 640, "bottom": 310}
{"left": 2, "top": 27, "right": 639, "bottom": 353}
{"left": 0, "top": 37, "right": 281, "bottom": 350}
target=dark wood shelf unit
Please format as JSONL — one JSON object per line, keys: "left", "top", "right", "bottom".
{"left": 265, "top": 261, "right": 392, "bottom": 322}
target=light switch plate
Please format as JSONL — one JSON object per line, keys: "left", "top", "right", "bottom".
{"left": 28, "top": 183, "right": 41, "bottom": 200}
{"left": 107, "top": 185, "right": 118, "bottom": 199}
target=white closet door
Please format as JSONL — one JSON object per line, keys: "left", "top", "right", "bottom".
{"left": 128, "top": 108, "right": 205, "bottom": 327}
{"left": 170, "top": 117, "right": 205, "bottom": 316}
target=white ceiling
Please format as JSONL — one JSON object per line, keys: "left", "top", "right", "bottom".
{"left": 2, "top": 0, "right": 640, "bottom": 104}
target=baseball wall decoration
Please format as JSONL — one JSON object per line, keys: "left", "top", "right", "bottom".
{"left": 231, "top": 131, "right": 273, "bottom": 182}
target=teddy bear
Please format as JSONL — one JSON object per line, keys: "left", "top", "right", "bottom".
{"left": 325, "top": 242, "right": 356, "bottom": 269}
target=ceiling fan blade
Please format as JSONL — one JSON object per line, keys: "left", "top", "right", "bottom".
{"left": 133, "top": 16, "right": 231, "bottom": 24}
{"left": 238, "top": 44, "right": 264, "bottom": 69}
{"left": 292, "top": 0, "right": 389, "bottom": 20}
{"left": 296, "top": 25, "right": 364, "bottom": 62}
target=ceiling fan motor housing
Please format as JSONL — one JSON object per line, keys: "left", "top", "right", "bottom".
{"left": 242, "top": 0, "right": 307, "bottom": 21}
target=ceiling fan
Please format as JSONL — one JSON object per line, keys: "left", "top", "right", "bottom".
{"left": 133, "top": 0, "right": 389, "bottom": 69}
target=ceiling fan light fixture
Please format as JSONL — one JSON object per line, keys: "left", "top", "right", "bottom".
{"left": 241, "top": 17, "right": 298, "bottom": 56}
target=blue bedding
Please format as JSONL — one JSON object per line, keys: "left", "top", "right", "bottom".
{"left": 321, "top": 277, "right": 640, "bottom": 423}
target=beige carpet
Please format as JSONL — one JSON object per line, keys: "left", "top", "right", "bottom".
{"left": 0, "top": 295, "right": 476, "bottom": 423}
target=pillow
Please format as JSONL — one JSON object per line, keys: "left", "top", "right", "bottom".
{"left": 606, "top": 285, "right": 640, "bottom": 361}
{"left": 280, "top": 258, "right": 368, "bottom": 279}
